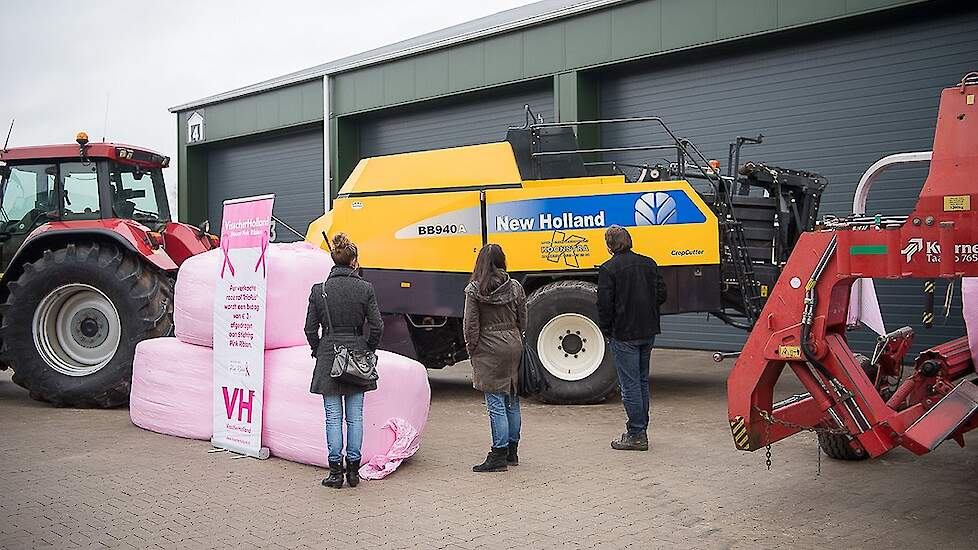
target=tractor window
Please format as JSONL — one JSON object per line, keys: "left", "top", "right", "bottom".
{"left": 109, "top": 162, "right": 168, "bottom": 223}
{"left": 60, "top": 162, "right": 101, "bottom": 220}
{"left": 0, "top": 163, "right": 56, "bottom": 234}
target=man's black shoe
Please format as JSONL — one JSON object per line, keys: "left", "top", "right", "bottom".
{"left": 611, "top": 432, "right": 649, "bottom": 451}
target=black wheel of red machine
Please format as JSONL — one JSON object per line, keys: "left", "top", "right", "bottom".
{"left": 817, "top": 432, "right": 868, "bottom": 461}
{"left": 1, "top": 243, "right": 172, "bottom": 407}
{"left": 527, "top": 280, "right": 618, "bottom": 404}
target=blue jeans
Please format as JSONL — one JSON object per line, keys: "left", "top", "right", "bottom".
{"left": 610, "top": 337, "right": 655, "bottom": 436}
{"left": 485, "top": 392, "right": 521, "bottom": 449}
{"left": 323, "top": 393, "right": 364, "bottom": 463}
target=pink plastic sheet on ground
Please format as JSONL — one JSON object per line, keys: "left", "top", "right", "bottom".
{"left": 129, "top": 337, "right": 431, "bottom": 469}
{"left": 359, "top": 417, "right": 423, "bottom": 480}
{"left": 174, "top": 242, "right": 333, "bottom": 349}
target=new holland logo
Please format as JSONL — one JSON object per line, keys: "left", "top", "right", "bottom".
{"left": 901, "top": 238, "right": 924, "bottom": 262}
{"left": 634, "top": 192, "right": 678, "bottom": 226}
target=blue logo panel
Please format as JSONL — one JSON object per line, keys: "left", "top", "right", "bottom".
{"left": 488, "top": 190, "right": 706, "bottom": 233}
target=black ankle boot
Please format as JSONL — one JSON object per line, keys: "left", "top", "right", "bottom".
{"left": 321, "top": 461, "right": 344, "bottom": 488}
{"left": 506, "top": 442, "right": 519, "bottom": 466}
{"left": 346, "top": 459, "right": 361, "bottom": 488}
{"left": 472, "top": 447, "right": 509, "bottom": 472}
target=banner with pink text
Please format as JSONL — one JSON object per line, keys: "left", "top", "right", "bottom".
{"left": 212, "top": 194, "right": 274, "bottom": 458}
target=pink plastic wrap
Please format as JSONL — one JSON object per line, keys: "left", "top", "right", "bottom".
{"left": 130, "top": 338, "right": 213, "bottom": 440}
{"left": 262, "top": 347, "right": 431, "bottom": 467}
{"left": 174, "top": 242, "right": 333, "bottom": 349}
{"left": 129, "top": 338, "right": 432, "bottom": 467}
{"left": 359, "top": 417, "right": 423, "bottom": 480}
{"left": 963, "top": 278, "right": 978, "bottom": 364}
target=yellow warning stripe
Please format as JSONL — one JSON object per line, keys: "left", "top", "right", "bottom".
{"left": 923, "top": 312, "right": 935, "bottom": 324}
{"left": 729, "top": 416, "right": 750, "bottom": 450}
{"left": 924, "top": 281, "right": 936, "bottom": 293}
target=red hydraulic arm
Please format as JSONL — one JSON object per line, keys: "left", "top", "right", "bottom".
{"left": 727, "top": 74, "right": 978, "bottom": 458}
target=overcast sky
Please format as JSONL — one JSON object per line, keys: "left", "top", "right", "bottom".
{"left": 1, "top": 0, "right": 535, "bottom": 206}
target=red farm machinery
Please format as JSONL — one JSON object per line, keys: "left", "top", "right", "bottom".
{"left": 0, "top": 133, "right": 218, "bottom": 407}
{"left": 727, "top": 73, "right": 978, "bottom": 460}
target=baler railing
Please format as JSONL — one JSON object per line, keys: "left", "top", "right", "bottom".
{"left": 525, "top": 114, "right": 764, "bottom": 325}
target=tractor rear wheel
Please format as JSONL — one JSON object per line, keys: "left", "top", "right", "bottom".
{"left": 817, "top": 432, "right": 868, "bottom": 461}
{"left": 527, "top": 280, "right": 617, "bottom": 404}
{"left": 1, "top": 242, "right": 172, "bottom": 407}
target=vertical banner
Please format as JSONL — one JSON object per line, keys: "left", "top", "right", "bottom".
{"left": 212, "top": 194, "right": 274, "bottom": 458}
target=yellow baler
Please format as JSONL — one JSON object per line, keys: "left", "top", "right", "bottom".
{"left": 308, "top": 119, "right": 824, "bottom": 403}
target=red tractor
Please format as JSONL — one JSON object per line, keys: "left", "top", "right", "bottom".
{"left": 0, "top": 133, "right": 217, "bottom": 407}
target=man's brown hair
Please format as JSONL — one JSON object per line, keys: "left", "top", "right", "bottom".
{"left": 604, "top": 225, "right": 633, "bottom": 254}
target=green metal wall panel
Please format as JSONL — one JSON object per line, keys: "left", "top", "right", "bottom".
{"left": 414, "top": 51, "right": 450, "bottom": 98}
{"left": 661, "top": 0, "right": 717, "bottom": 51}
{"left": 449, "top": 42, "right": 485, "bottom": 91}
{"left": 718, "top": 0, "right": 779, "bottom": 40}
{"left": 484, "top": 33, "right": 524, "bottom": 84}
{"left": 778, "top": 0, "right": 847, "bottom": 26}
{"left": 384, "top": 59, "right": 416, "bottom": 104}
{"left": 354, "top": 66, "right": 385, "bottom": 111}
{"left": 523, "top": 24, "right": 566, "bottom": 77}
{"left": 564, "top": 11, "right": 613, "bottom": 68}
{"left": 610, "top": 1, "right": 662, "bottom": 60}
{"left": 329, "top": 0, "right": 924, "bottom": 116}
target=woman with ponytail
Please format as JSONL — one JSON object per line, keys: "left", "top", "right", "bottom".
{"left": 305, "top": 233, "right": 384, "bottom": 489}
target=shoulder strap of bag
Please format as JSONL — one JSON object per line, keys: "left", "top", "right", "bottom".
{"left": 320, "top": 282, "right": 333, "bottom": 335}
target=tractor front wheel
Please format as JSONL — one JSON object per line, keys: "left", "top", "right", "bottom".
{"left": 1, "top": 243, "right": 172, "bottom": 407}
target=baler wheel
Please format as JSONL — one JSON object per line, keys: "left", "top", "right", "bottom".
{"left": 527, "top": 280, "right": 618, "bottom": 404}
{"left": 1, "top": 242, "right": 172, "bottom": 407}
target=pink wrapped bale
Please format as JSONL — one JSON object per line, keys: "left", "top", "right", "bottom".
{"left": 262, "top": 347, "right": 431, "bottom": 467}
{"left": 174, "top": 242, "right": 333, "bottom": 349}
{"left": 130, "top": 337, "right": 213, "bottom": 440}
{"left": 964, "top": 278, "right": 978, "bottom": 364}
{"left": 129, "top": 338, "right": 432, "bottom": 468}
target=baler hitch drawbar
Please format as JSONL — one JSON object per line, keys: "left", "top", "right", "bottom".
{"left": 727, "top": 73, "right": 978, "bottom": 460}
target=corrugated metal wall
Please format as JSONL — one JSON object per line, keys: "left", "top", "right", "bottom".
{"left": 207, "top": 127, "right": 324, "bottom": 241}
{"left": 357, "top": 84, "right": 553, "bottom": 157}
{"left": 598, "top": 8, "right": 978, "bottom": 354}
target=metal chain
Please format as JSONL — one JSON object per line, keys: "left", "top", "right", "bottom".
{"left": 756, "top": 408, "right": 849, "bottom": 436}
{"left": 756, "top": 407, "right": 849, "bottom": 474}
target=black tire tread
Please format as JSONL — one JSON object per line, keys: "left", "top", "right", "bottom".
{"left": 527, "top": 279, "right": 617, "bottom": 405}
{"left": 817, "top": 432, "right": 868, "bottom": 461}
{"left": 2, "top": 242, "right": 173, "bottom": 408}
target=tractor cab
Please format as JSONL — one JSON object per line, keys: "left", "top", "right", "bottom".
{"left": 0, "top": 133, "right": 174, "bottom": 270}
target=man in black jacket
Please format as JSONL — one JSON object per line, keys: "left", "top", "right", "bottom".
{"left": 597, "top": 225, "right": 666, "bottom": 451}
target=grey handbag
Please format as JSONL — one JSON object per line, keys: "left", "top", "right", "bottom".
{"left": 321, "top": 285, "right": 379, "bottom": 386}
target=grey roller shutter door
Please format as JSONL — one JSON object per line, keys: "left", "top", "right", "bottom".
{"left": 207, "top": 127, "right": 324, "bottom": 242}
{"left": 599, "top": 9, "right": 978, "bottom": 354}
{"left": 358, "top": 85, "right": 554, "bottom": 157}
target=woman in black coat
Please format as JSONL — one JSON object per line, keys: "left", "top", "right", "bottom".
{"left": 305, "top": 233, "right": 383, "bottom": 489}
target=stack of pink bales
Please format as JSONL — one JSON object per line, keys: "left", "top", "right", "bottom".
{"left": 129, "top": 242, "right": 431, "bottom": 468}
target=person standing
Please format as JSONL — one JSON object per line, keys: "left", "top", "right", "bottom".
{"left": 597, "top": 225, "right": 666, "bottom": 451}
{"left": 306, "top": 233, "right": 384, "bottom": 488}
{"left": 464, "top": 243, "right": 528, "bottom": 472}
